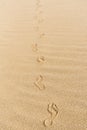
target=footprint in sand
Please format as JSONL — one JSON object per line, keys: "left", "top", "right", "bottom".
{"left": 38, "top": 18, "right": 44, "bottom": 24}
{"left": 37, "top": 56, "right": 45, "bottom": 63}
{"left": 34, "top": 26, "right": 40, "bottom": 31}
{"left": 35, "top": 1, "right": 44, "bottom": 23}
{"left": 36, "top": 0, "right": 40, "bottom": 3}
{"left": 34, "top": 75, "right": 46, "bottom": 90}
{"left": 32, "top": 43, "right": 38, "bottom": 52}
{"left": 39, "top": 33, "right": 45, "bottom": 38}
{"left": 36, "top": 0, "right": 41, "bottom": 8}
{"left": 43, "top": 103, "right": 59, "bottom": 127}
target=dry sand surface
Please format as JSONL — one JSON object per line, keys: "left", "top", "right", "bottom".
{"left": 0, "top": 0, "right": 87, "bottom": 130}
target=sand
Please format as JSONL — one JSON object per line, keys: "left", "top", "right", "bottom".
{"left": 0, "top": 0, "right": 87, "bottom": 130}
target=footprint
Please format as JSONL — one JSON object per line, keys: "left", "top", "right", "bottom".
{"left": 38, "top": 18, "right": 44, "bottom": 23}
{"left": 36, "top": 0, "right": 41, "bottom": 7}
{"left": 39, "top": 33, "right": 45, "bottom": 38}
{"left": 36, "top": 0, "right": 40, "bottom": 4}
{"left": 43, "top": 103, "right": 59, "bottom": 127}
{"left": 37, "top": 56, "right": 45, "bottom": 63}
{"left": 34, "top": 26, "right": 40, "bottom": 31}
{"left": 32, "top": 43, "right": 38, "bottom": 52}
{"left": 38, "top": 10, "right": 43, "bottom": 14}
{"left": 34, "top": 75, "right": 45, "bottom": 90}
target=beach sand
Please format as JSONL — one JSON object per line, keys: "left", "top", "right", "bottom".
{"left": 0, "top": 0, "right": 87, "bottom": 129}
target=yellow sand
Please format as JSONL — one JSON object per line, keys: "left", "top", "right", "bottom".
{"left": 0, "top": 0, "right": 87, "bottom": 130}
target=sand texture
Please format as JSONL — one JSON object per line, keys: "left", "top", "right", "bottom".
{"left": 0, "top": 0, "right": 87, "bottom": 130}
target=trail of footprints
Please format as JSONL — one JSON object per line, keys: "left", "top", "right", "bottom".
{"left": 31, "top": 0, "right": 59, "bottom": 127}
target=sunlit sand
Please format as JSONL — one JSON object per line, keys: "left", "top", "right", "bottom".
{"left": 0, "top": 0, "right": 87, "bottom": 129}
